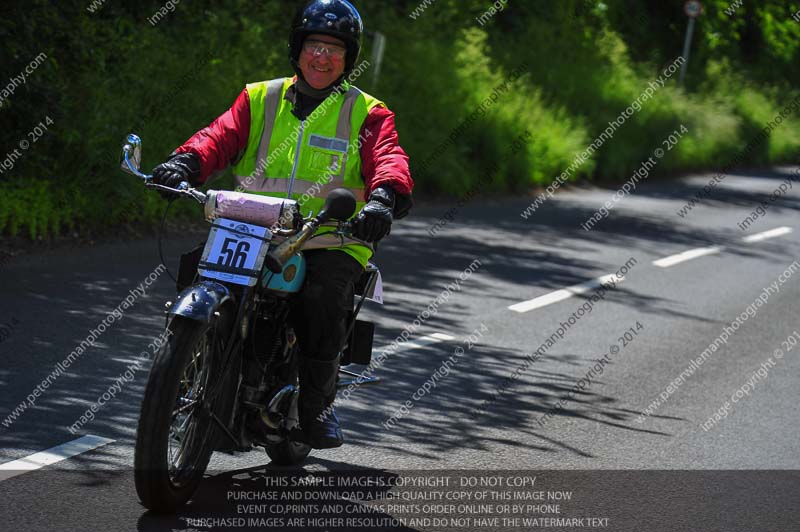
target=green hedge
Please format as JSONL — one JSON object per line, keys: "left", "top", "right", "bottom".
{"left": 1, "top": 0, "right": 798, "bottom": 238}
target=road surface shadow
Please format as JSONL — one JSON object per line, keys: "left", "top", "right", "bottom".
{"left": 339, "top": 341, "right": 677, "bottom": 462}
{"left": 136, "top": 465, "right": 421, "bottom": 532}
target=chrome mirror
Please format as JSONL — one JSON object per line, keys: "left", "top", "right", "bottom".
{"left": 120, "top": 133, "right": 146, "bottom": 178}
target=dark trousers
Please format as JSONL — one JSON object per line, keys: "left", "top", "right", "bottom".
{"left": 291, "top": 249, "right": 364, "bottom": 362}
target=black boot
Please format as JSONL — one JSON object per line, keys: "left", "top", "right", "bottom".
{"left": 299, "top": 356, "right": 343, "bottom": 449}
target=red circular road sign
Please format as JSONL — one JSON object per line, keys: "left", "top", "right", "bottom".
{"left": 684, "top": 0, "right": 703, "bottom": 18}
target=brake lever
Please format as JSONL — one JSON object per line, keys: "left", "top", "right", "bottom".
{"left": 336, "top": 221, "right": 352, "bottom": 236}
{"left": 144, "top": 181, "right": 207, "bottom": 204}
{"left": 329, "top": 221, "right": 371, "bottom": 245}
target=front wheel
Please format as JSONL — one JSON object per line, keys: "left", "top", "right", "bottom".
{"left": 134, "top": 314, "right": 233, "bottom": 513}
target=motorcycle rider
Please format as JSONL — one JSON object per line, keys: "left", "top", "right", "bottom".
{"left": 150, "top": 0, "right": 413, "bottom": 449}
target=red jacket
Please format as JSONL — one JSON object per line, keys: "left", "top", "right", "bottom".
{"left": 174, "top": 81, "right": 414, "bottom": 202}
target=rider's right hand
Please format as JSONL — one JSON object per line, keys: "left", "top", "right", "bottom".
{"left": 151, "top": 152, "right": 201, "bottom": 199}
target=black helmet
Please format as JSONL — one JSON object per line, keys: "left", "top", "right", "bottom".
{"left": 289, "top": 0, "right": 363, "bottom": 79}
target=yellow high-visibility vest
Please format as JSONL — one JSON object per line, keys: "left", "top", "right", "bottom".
{"left": 233, "top": 77, "right": 383, "bottom": 267}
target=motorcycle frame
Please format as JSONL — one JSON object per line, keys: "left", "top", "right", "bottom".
{"left": 165, "top": 247, "right": 380, "bottom": 449}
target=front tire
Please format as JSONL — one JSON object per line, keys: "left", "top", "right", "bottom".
{"left": 134, "top": 314, "right": 232, "bottom": 513}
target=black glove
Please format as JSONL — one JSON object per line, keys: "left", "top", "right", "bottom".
{"left": 351, "top": 185, "right": 395, "bottom": 243}
{"left": 151, "top": 152, "right": 200, "bottom": 200}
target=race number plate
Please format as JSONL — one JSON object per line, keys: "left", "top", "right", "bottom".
{"left": 198, "top": 218, "right": 271, "bottom": 287}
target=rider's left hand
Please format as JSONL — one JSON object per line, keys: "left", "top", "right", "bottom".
{"left": 351, "top": 185, "right": 395, "bottom": 242}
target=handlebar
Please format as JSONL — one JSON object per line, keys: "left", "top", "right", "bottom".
{"left": 120, "top": 133, "right": 364, "bottom": 273}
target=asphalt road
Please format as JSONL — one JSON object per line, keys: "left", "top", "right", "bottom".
{"left": 1, "top": 167, "right": 799, "bottom": 531}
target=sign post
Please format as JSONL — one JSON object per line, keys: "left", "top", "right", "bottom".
{"left": 679, "top": 1, "right": 703, "bottom": 86}
{"left": 368, "top": 31, "right": 386, "bottom": 89}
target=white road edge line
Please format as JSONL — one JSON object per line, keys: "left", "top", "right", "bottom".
{"left": 653, "top": 246, "right": 722, "bottom": 268}
{"left": 742, "top": 226, "right": 793, "bottom": 243}
{"left": 0, "top": 435, "right": 114, "bottom": 482}
{"left": 508, "top": 274, "right": 623, "bottom": 313}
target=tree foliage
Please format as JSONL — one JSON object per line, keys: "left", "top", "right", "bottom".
{"left": 0, "top": 0, "right": 798, "bottom": 238}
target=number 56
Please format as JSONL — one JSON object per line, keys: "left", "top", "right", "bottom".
{"left": 217, "top": 237, "right": 250, "bottom": 269}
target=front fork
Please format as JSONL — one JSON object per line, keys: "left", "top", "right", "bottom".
{"left": 167, "top": 281, "right": 252, "bottom": 450}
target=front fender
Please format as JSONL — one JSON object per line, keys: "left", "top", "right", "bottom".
{"left": 169, "top": 280, "right": 234, "bottom": 323}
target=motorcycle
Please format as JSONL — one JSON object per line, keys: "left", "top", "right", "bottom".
{"left": 120, "top": 134, "right": 383, "bottom": 513}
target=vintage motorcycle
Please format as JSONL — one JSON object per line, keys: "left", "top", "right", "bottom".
{"left": 120, "top": 134, "right": 382, "bottom": 512}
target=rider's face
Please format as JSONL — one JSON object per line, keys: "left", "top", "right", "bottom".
{"left": 299, "top": 34, "right": 346, "bottom": 89}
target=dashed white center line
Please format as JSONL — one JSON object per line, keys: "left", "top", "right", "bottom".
{"left": 742, "top": 226, "right": 793, "bottom": 243}
{"left": 389, "top": 332, "right": 455, "bottom": 352}
{"left": 508, "top": 274, "right": 623, "bottom": 313}
{"left": 343, "top": 333, "right": 455, "bottom": 384}
{"left": 509, "top": 226, "right": 793, "bottom": 314}
{"left": 652, "top": 246, "right": 722, "bottom": 268}
{"left": 0, "top": 435, "right": 114, "bottom": 482}
{"left": 651, "top": 227, "right": 794, "bottom": 269}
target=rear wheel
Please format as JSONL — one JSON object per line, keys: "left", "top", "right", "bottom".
{"left": 265, "top": 439, "right": 311, "bottom": 465}
{"left": 134, "top": 314, "right": 233, "bottom": 512}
